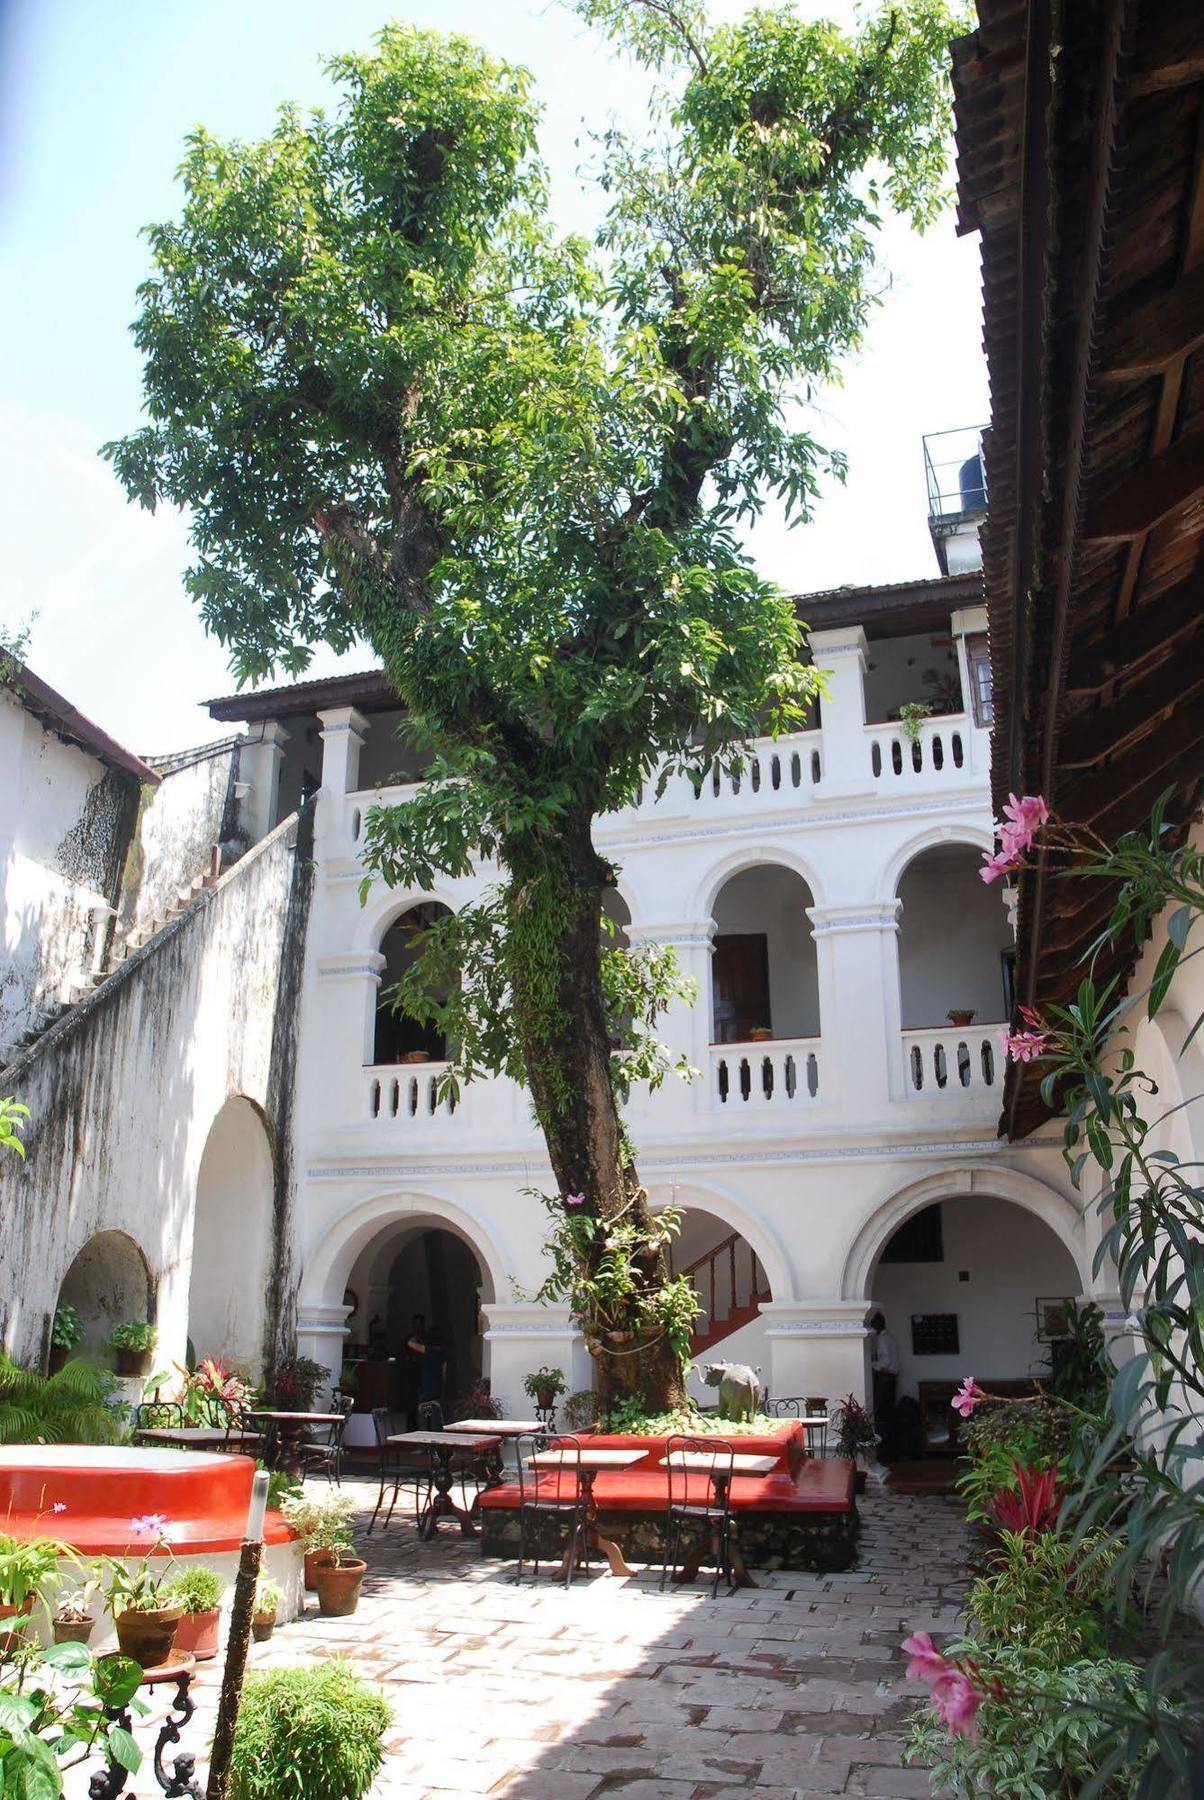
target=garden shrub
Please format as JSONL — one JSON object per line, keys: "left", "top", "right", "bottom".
{"left": 228, "top": 1663, "right": 390, "bottom": 1800}
{"left": 964, "top": 1530, "right": 1115, "bottom": 1663}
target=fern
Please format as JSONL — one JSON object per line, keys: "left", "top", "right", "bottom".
{"left": 0, "top": 1355, "right": 128, "bottom": 1445}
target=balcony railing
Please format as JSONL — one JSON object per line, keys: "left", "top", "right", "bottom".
{"left": 367, "top": 1061, "right": 458, "bottom": 1123}
{"left": 711, "top": 1037, "right": 821, "bottom": 1108}
{"left": 866, "top": 714, "right": 970, "bottom": 785}
{"left": 902, "top": 1025, "right": 1004, "bottom": 1097}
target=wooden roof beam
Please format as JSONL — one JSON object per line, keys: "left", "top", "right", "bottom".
{"left": 1097, "top": 265, "right": 1204, "bottom": 381}
{"left": 1065, "top": 568, "right": 1204, "bottom": 695}
{"left": 1057, "top": 706, "right": 1204, "bottom": 827}
{"left": 1058, "top": 657, "right": 1204, "bottom": 768}
{"left": 1083, "top": 429, "right": 1204, "bottom": 542}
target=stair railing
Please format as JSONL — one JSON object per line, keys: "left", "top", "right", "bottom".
{"left": 675, "top": 1231, "right": 768, "bottom": 1329}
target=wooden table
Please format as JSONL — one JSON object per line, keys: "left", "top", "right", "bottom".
{"left": 387, "top": 1430, "right": 501, "bottom": 1538}
{"left": 456, "top": 1418, "right": 546, "bottom": 1486}
{"left": 526, "top": 1447, "right": 646, "bottom": 1578}
{"left": 133, "top": 1426, "right": 262, "bottom": 1453}
{"left": 664, "top": 1451, "right": 779, "bottom": 1589}
{"left": 248, "top": 1411, "right": 343, "bottom": 1476}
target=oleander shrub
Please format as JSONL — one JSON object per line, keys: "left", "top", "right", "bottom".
{"left": 228, "top": 1663, "right": 390, "bottom": 1800}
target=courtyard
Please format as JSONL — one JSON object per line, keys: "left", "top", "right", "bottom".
{"left": 143, "top": 1480, "right": 969, "bottom": 1800}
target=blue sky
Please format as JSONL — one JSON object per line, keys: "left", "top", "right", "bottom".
{"left": 0, "top": 0, "right": 988, "bottom": 754}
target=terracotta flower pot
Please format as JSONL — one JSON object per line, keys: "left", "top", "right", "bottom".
{"left": 53, "top": 1616, "right": 96, "bottom": 1647}
{"left": 172, "top": 1607, "right": 221, "bottom": 1661}
{"left": 748, "top": 1027, "right": 774, "bottom": 1042}
{"left": 313, "top": 1558, "right": 366, "bottom": 1618}
{"left": 947, "top": 1010, "right": 976, "bottom": 1028}
{"left": 114, "top": 1604, "right": 183, "bottom": 1669}
{"left": 114, "top": 1347, "right": 154, "bottom": 1378}
{"left": 0, "top": 1596, "right": 33, "bottom": 1658}
{"left": 534, "top": 1388, "right": 558, "bottom": 1408}
{"left": 304, "top": 1547, "right": 337, "bottom": 1592}
{"left": 251, "top": 1613, "right": 277, "bottom": 1643}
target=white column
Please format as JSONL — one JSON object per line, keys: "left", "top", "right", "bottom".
{"left": 315, "top": 706, "right": 368, "bottom": 860}
{"left": 623, "top": 921, "right": 714, "bottom": 1127}
{"left": 809, "top": 626, "right": 874, "bottom": 798}
{"left": 316, "top": 952, "right": 387, "bottom": 1119}
{"left": 239, "top": 721, "right": 289, "bottom": 844}
{"left": 296, "top": 1300, "right": 353, "bottom": 1399}
{"left": 760, "top": 1301, "right": 872, "bottom": 1409}
{"left": 480, "top": 1303, "right": 587, "bottom": 1416}
{"left": 808, "top": 900, "right": 903, "bottom": 1112}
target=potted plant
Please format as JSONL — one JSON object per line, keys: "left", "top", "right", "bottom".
{"left": 271, "top": 1354, "right": 329, "bottom": 1413}
{"left": 897, "top": 700, "right": 932, "bottom": 745}
{"left": 831, "top": 1394, "right": 879, "bottom": 1494}
{"left": 947, "top": 1008, "right": 977, "bottom": 1028}
{"left": 251, "top": 1578, "right": 282, "bottom": 1643}
{"left": 748, "top": 1025, "right": 774, "bottom": 1042}
{"left": 0, "top": 1535, "right": 66, "bottom": 1657}
{"left": 53, "top": 1575, "right": 100, "bottom": 1646}
{"left": 161, "top": 1565, "right": 224, "bottom": 1660}
{"left": 109, "top": 1320, "right": 158, "bottom": 1379}
{"left": 523, "top": 1367, "right": 567, "bottom": 1411}
{"left": 49, "top": 1304, "right": 84, "bottom": 1374}
{"left": 312, "top": 1540, "right": 367, "bottom": 1619}
{"left": 102, "top": 1523, "right": 183, "bottom": 1668}
{"left": 281, "top": 1492, "right": 356, "bottom": 1590}
{"left": 228, "top": 1664, "right": 390, "bottom": 1798}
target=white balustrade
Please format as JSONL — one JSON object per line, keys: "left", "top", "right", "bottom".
{"left": 664, "top": 734, "right": 823, "bottom": 811}
{"left": 710, "top": 1038, "right": 821, "bottom": 1108}
{"left": 366, "top": 1062, "right": 458, "bottom": 1124}
{"left": 866, "top": 714, "right": 969, "bottom": 785}
{"left": 902, "top": 1026, "right": 1004, "bottom": 1097}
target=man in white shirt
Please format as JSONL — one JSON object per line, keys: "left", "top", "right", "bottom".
{"left": 869, "top": 1311, "right": 901, "bottom": 1461}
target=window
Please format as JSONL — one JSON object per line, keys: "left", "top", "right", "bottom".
{"left": 966, "top": 634, "right": 994, "bottom": 727}
{"left": 711, "top": 933, "right": 771, "bottom": 1043}
{"left": 881, "top": 1204, "right": 944, "bottom": 1264}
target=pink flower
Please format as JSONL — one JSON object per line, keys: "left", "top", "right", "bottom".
{"left": 902, "top": 1631, "right": 949, "bottom": 1684}
{"left": 931, "top": 1668, "right": 982, "bottom": 1740}
{"left": 563, "top": 1193, "right": 585, "bottom": 1208}
{"left": 951, "top": 1378, "right": 985, "bottom": 1418}
{"left": 51, "top": 1502, "right": 67, "bottom": 1515}
{"left": 979, "top": 847, "right": 1017, "bottom": 884}
{"left": 130, "top": 1513, "right": 168, "bottom": 1535}
{"left": 1002, "top": 793, "right": 1049, "bottom": 845}
{"left": 999, "top": 1027, "right": 1048, "bottom": 1062}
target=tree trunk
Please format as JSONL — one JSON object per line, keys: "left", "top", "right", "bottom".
{"left": 505, "top": 815, "right": 686, "bottom": 1416}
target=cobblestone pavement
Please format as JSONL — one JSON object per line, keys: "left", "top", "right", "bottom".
{"left": 81, "top": 1477, "right": 972, "bottom": 1798}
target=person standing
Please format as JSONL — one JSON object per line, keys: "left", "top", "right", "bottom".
{"left": 869, "top": 1310, "right": 900, "bottom": 1462}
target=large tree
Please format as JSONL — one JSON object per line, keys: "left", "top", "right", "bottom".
{"left": 107, "top": 0, "right": 958, "bottom": 1412}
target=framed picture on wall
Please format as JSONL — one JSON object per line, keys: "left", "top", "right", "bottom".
{"left": 911, "top": 1313, "right": 960, "bottom": 1356}
{"left": 1036, "top": 1296, "right": 1073, "bottom": 1341}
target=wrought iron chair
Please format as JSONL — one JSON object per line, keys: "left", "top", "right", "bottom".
{"left": 366, "top": 1406, "right": 432, "bottom": 1535}
{"left": 514, "top": 1432, "right": 588, "bottom": 1589}
{"left": 771, "top": 1397, "right": 802, "bottom": 1418}
{"left": 662, "top": 1433, "right": 737, "bottom": 1599}
{"left": 298, "top": 1396, "right": 354, "bottom": 1485}
{"left": 223, "top": 1409, "right": 268, "bottom": 1458}
{"left": 416, "top": 1399, "right": 444, "bottom": 1431}
{"left": 133, "top": 1397, "right": 184, "bottom": 1431}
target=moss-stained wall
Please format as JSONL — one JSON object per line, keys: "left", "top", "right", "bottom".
{"left": 0, "top": 806, "right": 313, "bottom": 1373}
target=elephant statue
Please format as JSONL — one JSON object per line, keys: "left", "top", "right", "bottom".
{"left": 701, "top": 1361, "right": 763, "bottom": 1422}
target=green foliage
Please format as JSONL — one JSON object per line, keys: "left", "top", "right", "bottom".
{"left": 0, "top": 1356, "right": 127, "bottom": 1446}
{"left": 956, "top": 1394, "right": 1074, "bottom": 1524}
{"left": 50, "top": 1307, "right": 83, "bottom": 1352}
{"left": 262, "top": 1466, "right": 303, "bottom": 1511}
{"left": 964, "top": 1530, "right": 1115, "bottom": 1664}
{"left": 229, "top": 1663, "right": 390, "bottom": 1800}
{"left": 535, "top": 1191, "right": 700, "bottom": 1369}
{"left": 561, "top": 1389, "right": 600, "bottom": 1430}
{"left": 280, "top": 1491, "right": 355, "bottom": 1554}
{"left": 271, "top": 1355, "right": 330, "bottom": 1411}
{"left": 897, "top": 700, "right": 931, "bottom": 745}
{"left": 598, "top": 1399, "right": 779, "bottom": 1436}
{"left": 253, "top": 1578, "right": 282, "bottom": 1618}
{"left": 0, "top": 1537, "right": 69, "bottom": 1610}
{"left": 1043, "top": 1301, "right": 1110, "bottom": 1414}
{"left": 107, "top": 1321, "right": 157, "bottom": 1354}
{"left": 0, "top": 1642, "right": 145, "bottom": 1799}
{"left": 522, "top": 1367, "right": 566, "bottom": 1401}
{"left": 0, "top": 1096, "right": 29, "bottom": 1159}
{"left": 159, "top": 1567, "right": 223, "bottom": 1614}
{"left": 905, "top": 1645, "right": 1165, "bottom": 1800}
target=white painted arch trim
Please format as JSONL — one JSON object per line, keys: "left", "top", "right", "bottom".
{"left": 692, "top": 841, "right": 828, "bottom": 922}
{"left": 647, "top": 1176, "right": 795, "bottom": 1304}
{"left": 355, "top": 883, "right": 466, "bottom": 955}
{"left": 300, "top": 1188, "right": 513, "bottom": 1313}
{"left": 841, "top": 1163, "right": 1091, "bottom": 1301}
{"left": 879, "top": 822, "right": 996, "bottom": 904}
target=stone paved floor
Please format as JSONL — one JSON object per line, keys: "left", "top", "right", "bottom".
{"left": 73, "top": 1477, "right": 973, "bottom": 1798}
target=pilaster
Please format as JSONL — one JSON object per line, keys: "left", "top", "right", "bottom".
{"left": 315, "top": 706, "right": 369, "bottom": 860}
{"left": 809, "top": 626, "right": 873, "bottom": 798}
{"left": 760, "top": 1300, "right": 872, "bottom": 1408}
{"left": 808, "top": 900, "right": 903, "bottom": 1108}
{"left": 239, "top": 722, "right": 289, "bottom": 844}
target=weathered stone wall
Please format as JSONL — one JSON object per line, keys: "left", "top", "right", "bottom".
{"left": 0, "top": 806, "right": 312, "bottom": 1374}
{"left": 119, "top": 738, "right": 245, "bottom": 940}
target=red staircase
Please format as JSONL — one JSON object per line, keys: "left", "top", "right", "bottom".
{"left": 680, "top": 1231, "right": 770, "bottom": 1354}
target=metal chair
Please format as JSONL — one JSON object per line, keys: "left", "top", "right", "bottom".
{"left": 416, "top": 1399, "right": 444, "bottom": 1431}
{"left": 514, "top": 1432, "right": 588, "bottom": 1589}
{"left": 223, "top": 1409, "right": 268, "bottom": 1458}
{"left": 134, "top": 1397, "right": 184, "bottom": 1431}
{"left": 366, "top": 1406, "right": 432, "bottom": 1535}
{"left": 298, "top": 1396, "right": 354, "bottom": 1485}
{"left": 662, "top": 1434, "right": 736, "bottom": 1599}
{"left": 771, "top": 1397, "right": 802, "bottom": 1418}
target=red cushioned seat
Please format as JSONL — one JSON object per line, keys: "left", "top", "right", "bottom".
{"left": 478, "top": 1456, "right": 854, "bottom": 1516}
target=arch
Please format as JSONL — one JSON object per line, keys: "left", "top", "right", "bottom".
{"left": 648, "top": 1177, "right": 794, "bottom": 1304}
{"left": 57, "top": 1229, "right": 153, "bottom": 1358}
{"left": 692, "top": 842, "right": 828, "bottom": 924}
{"left": 188, "top": 1095, "right": 275, "bottom": 1371}
{"left": 892, "top": 838, "right": 1012, "bottom": 1032}
{"left": 374, "top": 900, "right": 454, "bottom": 1064}
{"left": 841, "top": 1164, "right": 1090, "bottom": 1301}
{"left": 879, "top": 823, "right": 995, "bottom": 905}
{"left": 300, "top": 1189, "right": 511, "bottom": 1318}
{"left": 707, "top": 859, "right": 820, "bottom": 1046}
{"left": 355, "top": 882, "right": 464, "bottom": 955}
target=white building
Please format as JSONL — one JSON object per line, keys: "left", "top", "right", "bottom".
{"left": 0, "top": 507, "right": 1102, "bottom": 1440}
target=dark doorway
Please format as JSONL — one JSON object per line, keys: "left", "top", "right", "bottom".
{"left": 712, "top": 933, "right": 771, "bottom": 1042}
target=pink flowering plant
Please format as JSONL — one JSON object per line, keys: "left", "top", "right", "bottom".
{"left": 101, "top": 1516, "right": 181, "bottom": 1616}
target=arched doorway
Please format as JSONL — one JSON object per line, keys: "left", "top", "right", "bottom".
{"left": 868, "top": 1193, "right": 1081, "bottom": 1455}
{"left": 187, "top": 1097, "right": 274, "bottom": 1372}
{"left": 374, "top": 903, "right": 453, "bottom": 1065}
{"left": 57, "top": 1230, "right": 153, "bottom": 1358}
{"left": 342, "top": 1216, "right": 495, "bottom": 1423}
{"left": 896, "top": 843, "right": 1012, "bottom": 1031}
{"left": 709, "top": 863, "right": 819, "bottom": 1104}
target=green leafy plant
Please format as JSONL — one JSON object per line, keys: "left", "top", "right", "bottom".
{"left": 228, "top": 1662, "right": 390, "bottom": 1800}
{"left": 897, "top": 700, "right": 932, "bottom": 745}
{"left": 0, "top": 1536, "right": 69, "bottom": 1610}
{"left": 280, "top": 1492, "right": 355, "bottom": 1555}
{"left": 106, "top": 0, "right": 959, "bottom": 1416}
{"left": 1043, "top": 1300, "right": 1110, "bottom": 1414}
{"left": 522, "top": 1367, "right": 566, "bottom": 1403}
{"left": 178, "top": 1355, "right": 254, "bottom": 1424}
{"left": 963, "top": 1530, "right": 1116, "bottom": 1664}
{"left": 561, "top": 1390, "right": 600, "bottom": 1431}
{"left": 101, "top": 1519, "right": 179, "bottom": 1616}
{"left": 956, "top": 1393, "right": 1075, "bottom": 1524}
{"left": 54, "top": 1575, "right": 101, "bottom": 1625}
{"left": 160, "top": 1567, "right": 223, "bottom": 1615}
{"left": 0, "top": 1640, "right": 146, "bottom": 1797}
{"left": 831, "top": 1394, "right": 878, "bottom": 1460}
{"left": 108, "top": 1322, "right": 157, "bottom": 1354}
{"left": 0, "top": 1355, "right": 127, "bottom": 1445}
{"left": 270, "top": 1355, "right": 329, "bottom": 1412}
{"left": 50, "top": 1307, "right": 84, "bottom": 1353}
{"left": 0, "top": 1095, "right": 29, "bottom": 1160}
{"left": 598, "top": 1399, "right": 779, "bottom": 1437}
{"left": 253, "top": 1579, "right": 282, "bottom": 1619}
{"left": 262, "top": 1466, "right": 303, "bottom": 1511}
